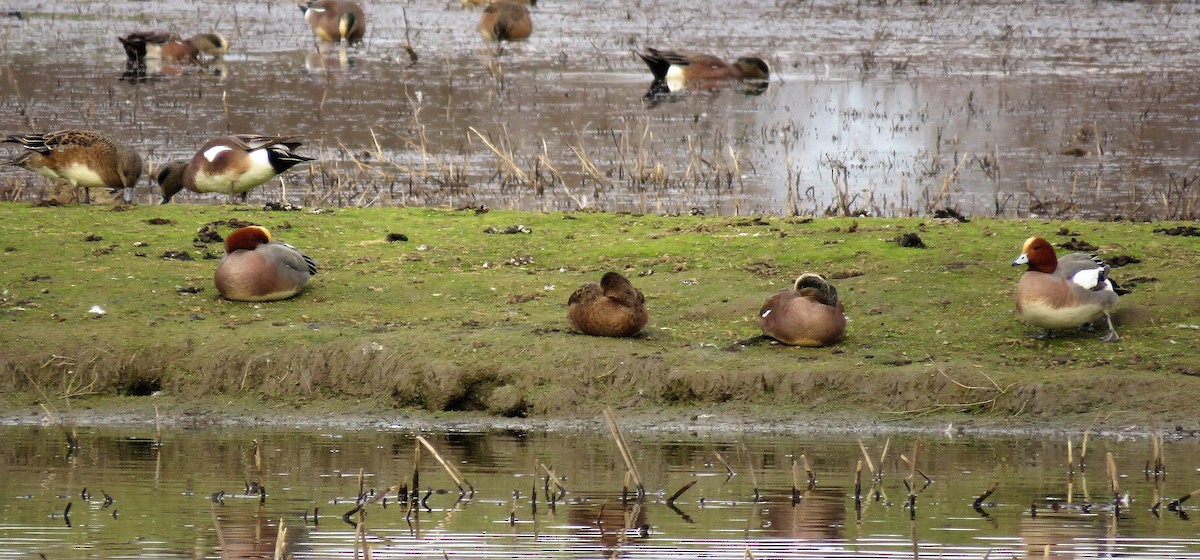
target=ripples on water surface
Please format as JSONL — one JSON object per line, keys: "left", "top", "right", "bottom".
{"left": 0, "top": 1, "right": 1198, "bottom": 217}
{"left": 2, "top": 426, "right": 1200, "bottom": 559}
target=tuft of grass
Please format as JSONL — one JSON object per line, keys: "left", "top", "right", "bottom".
{"left": 0, "top": 202, "right": 1197, "bottom": 425}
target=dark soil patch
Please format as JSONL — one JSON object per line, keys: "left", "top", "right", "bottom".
{"left": 1060, "top": 237, "right": 1099, "bottom": 252}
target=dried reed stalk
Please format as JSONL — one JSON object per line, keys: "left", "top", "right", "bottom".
{"left": 667, "top": 480, "right": 697, "bottom": 505}
{"left": 273, "top": 518, "right": 287, "bottom": 560}
{"left": 1106, "top": 452, "right": 1120, "bottom": 498}
{"left": 1167, "top": 488, "right": 1200, "bottom": 510}
{"left": 741, "top": 442, "right": 760, "bottom": 501}
{"left": 469, "top": 127, "right": 527, "bottom": 181}
{"left": 254, "top": 439, "right": 264, "bottom": 491}
{"left": 712, "top": 451, "right": 735, "bottom": 477}
{"left": 974, "top": 482, "right": 999, "bottom": 507}
{"left": 854, "top": 460, "right": 863, "bottom": 500}
{"left": 857, "top": 440, "right": 877, "bottom": 478}
{"left": 415, "top": 436, "right": 473, "bottom": 493}
{"left": 899, "top": 453, "right": 932, "bottom": 487}
{"left": 801, "top": 454, "right": 815, "bottom": 486}
{"left": 602, "top": 407, "right": 644, "bottom": 496}
{"left": 539, "top": 463, "right": 566, "bottom": 499}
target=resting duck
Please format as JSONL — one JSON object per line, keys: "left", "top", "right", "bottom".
{"left": 567, "top": 272, "right": 648, "bottom": 337}
{"left": 635, "top": 48, "right": 770, "bottom": 93}
{"left": 155, "top": 134, "right": 314, "bottom": 203}
{"left": 215, "top": 226, "right": 317, "bottom": 302}
{"left": 758, "top": 273, "right": 846, "bottom": 347}
{"left": 300, "top": 0, "right": 367, "bottom": 44}
{"left": 3, "top": 129, "right": 143, "bottom": 204}
{"left": 119, "top": 31, "right": 228, "bottom": 65}
{"left": 478, "top": 1, "right": 532, "bottom": 41}
{"left": 1012, "top": 236, "right": 1119, "bottom": 342}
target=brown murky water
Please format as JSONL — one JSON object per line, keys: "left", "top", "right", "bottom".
{"left": 2, "top": 425, "right": 1200, "bottom": 559}
{"left": 1, "top": 1, "right": 1198, "bottom": 217}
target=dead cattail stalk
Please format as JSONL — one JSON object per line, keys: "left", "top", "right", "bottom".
{"left": 899, "top": 453, "right": 932, "bottom": 488}
{"left": 857, "top": 440, "right": 877, "bottom": 479}
{"left": 741, "top": 442, "right": 760, "bottom": 501}
{"left": 254, "top": 439, "right": 264, "bottom": 492}
{"left": 1105, "top": 452, "right": 1120, "bottom": 499}
{"left": 415, "top": 436, "right": 474, "bottom": 494}
{"left": 854, "top": 460, "right": 863, "bottom": 501}
{"left": 801, "top": 454, "right": 815, "bottom": 486}
{"left": 602, "top": 407, "right": 644, "bottom": 497}
{"left": 666, "top": 480, "right": 696, "bottom": 506}
{"left": 712, "top": 451, "right": 735, "bottom": 478}
{"left": 1067, "top": 435, "right": 1074, "bottom": 478}
{"left": 974, "top": 481, "right": 999, "bottom": 507}
{"left": 539, "top": 463, "right": 566, "bottom": 498}
{"left": 1080, "top": 430, "right": 1089, "bottom": 472}
{"left": 273, "top": 518, "right": 287, "bottom": 560}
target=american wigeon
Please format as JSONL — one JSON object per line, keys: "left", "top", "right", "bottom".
{"left": 215, "top": 226, "right": 317, "bottom": 302}
{"left": 758, "top": 273, "right": 846, "bottom": 347}
{"left": 635, "top": 48, "right": 770, "bottom": 93}
{"left": 1012, "top": 236, "right": 1120, "bottom": 342}
{"left": 567, "top": 272, "right": 648, "bottom": 337}
{"left": 3, "top": 129, "right": 143, "bottom": 204}
{"left": 119, "top": 31, "right": 229, "bottom": 65}
{"left": 478, "top": 1, "right": 532, "bottom": 42}
{"left": 155, "top": 135, "right": 314, "bottom": 204}
{"left": 300, "top": 0, "right": 367, "bottom": 45}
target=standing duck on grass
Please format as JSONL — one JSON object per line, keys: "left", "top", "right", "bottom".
{"left": 215, "top": 226, "right": 317, "bottom": 302}
{"left": 300, "top": 0, "right": 367, "bottom": 45}
{"left": 758, "top": 273, "right": 846, "bottom": 347}
{"left": 1012, "top": 236, "right": 1120, "bottom": 342}
{"left": 3, "top": 129, "right": 143, "bottom": 204}
{"left": 567, "top": 272, "right": 648, "bottom": 337}
{"left": 155, "top": 134, "right": 314, "bottom": 204}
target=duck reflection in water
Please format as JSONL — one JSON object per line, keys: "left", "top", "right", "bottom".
{"left": 759, "top": 487, "right": 846, "bottom": 540}
{"left": 211, "top": 506, "right": 304, "bottom": 559}
{"left": 566, "top": 499, "right": 650, "bottom": 557}
{"left": 305, "top": 46, "right": 356, "bottom": 74}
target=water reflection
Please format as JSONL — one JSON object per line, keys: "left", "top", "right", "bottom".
{"left": 1, "top": 426, "right": 1199, "bottom": 559}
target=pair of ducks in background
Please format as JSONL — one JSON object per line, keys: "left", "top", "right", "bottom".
{"left": 2, "top": 131, "right": 313, "bottom": 205}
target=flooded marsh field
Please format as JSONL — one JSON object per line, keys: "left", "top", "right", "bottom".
{"left": 1, "top": 1, "right": 1199, "bottom": 217}
{"left": 4, "top": 425, "right": 1200, "bottom": 559}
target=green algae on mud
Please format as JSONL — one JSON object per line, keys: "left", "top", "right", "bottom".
{"left": 0, "top": 202, "right": 1197, "bottom": 428}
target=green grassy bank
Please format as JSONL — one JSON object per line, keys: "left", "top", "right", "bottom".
{"left": 0, "top": 203, "right": 1197, "bottom": 428}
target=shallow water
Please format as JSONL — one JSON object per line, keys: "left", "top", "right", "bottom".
{"left": 2, "top": 425, "right": 1200, "bottom": 559}
{"left": 0, "top": 1, "right": 1198, "bottom": 217}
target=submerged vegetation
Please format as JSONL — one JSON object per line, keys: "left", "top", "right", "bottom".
{"left": 0, "top": 203, "right": 1197, "bottom": 425}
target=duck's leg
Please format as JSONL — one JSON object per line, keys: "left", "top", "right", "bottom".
{"left": 1099, "top": 312, "right": 1120, "bottom": 342}
{"left": 1031, "top": 329, "right": 1053, "bottom": 340}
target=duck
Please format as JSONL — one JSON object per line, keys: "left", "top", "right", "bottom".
{"left": 118, "top": 31, "right": 229, "bottom": 65}
{"left": 478, "top": 1, "right": 532, "bottom": 42}
{"left": 1012, "top": 236, "right": 1120, "bottom": 342}
{"left": 215, "top": 226, "right": 317, "bottom": 302}
{"left": 3, "top": 129, "right": 143, "bottom": 204}
{"left": 567, "top": 272, "right": 648, "bottom": 337}
{"left": 155, "top": 134, "right": 314, "bottom": 204}
{"left": 757, "top": 273, "right": 846, "bottom": 347}
{"left": 635, "top": 48, "right": 770, "bottom": 93}
{"left": 300, "top": 0, "right": 367, "bottom": 45}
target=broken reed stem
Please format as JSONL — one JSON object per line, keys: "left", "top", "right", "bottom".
{"left": 411, "top": 440, "right": 421, "bottom": 503}
{"left": 974, "top": 481, "right": 999, "bottom": 507}
{"left": 469, "top": 126, "right": 528, "bottom": 181}
{"left": 857, "top": 440, "right": 877, "bottom": 478}
{"left": 254, "top": 439, "right": 264, "bottom": 490}
{"left": 854, "top": 460, "right": 863, "bottom": 500}
{"left": 878, "top": 438, "right": 890, "bottom": 478}
{"left": 415, "top": 436, "right": 473, "bottom": 493}
{"left": 539, "top": 463, "right": 566, "bottom": 498}
{"left": 273, "top": 518, "right": 287, "bottom": 560}
{"left": 801, "top": 454, "right": 815, "bottom": 486}
{"left": 899, "top": 453, "right": 932, "bottom": 486}
{"left": 741, "top": 442, "right": 760, "bottom": 501}
{"left": 154, "top": 404, "right": 161, "bottom": 444}
{"left": 1106, "top": 452, "right": 1120, "bottom": 499}
{"left": 712, "top": 451, "right": 735, "bottom": 477}
{"left": 1067, "top": 435, "right": 1074, "bottom": 477}
{"left": 602, "top": 407, "right": 644, "bottom": 496}
{"left": 666, "top": 480, "right": 696, "bottom": 505}
{"left": 791, "top": 460, "right": 802, "bottom": 500}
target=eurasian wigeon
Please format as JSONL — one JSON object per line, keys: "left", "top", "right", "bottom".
{"left": 567, "top": 272, "right": 648, "bottom": 337}
{"left": 758, "top": 273, "right": 846, "bottom": 347}
{"left": 3, "top": 129, "right": 143, "bottom": 204}
{"left": 478, "top": 1, "right": 532, "bottom": 42}
{"left": 215, "top": 226, "right": 317, "bottom": 302}
{"left": 635, "top": 48, "right": 770, "bottom": 93}
{"left": 1012, "top": 236, "right": 1120, "bottom": 342}
{"left": 155, "top": 134, "right": 314, "bottom": 204}
{"left": 300, "top": 0, "right": 367, "bottom": 45}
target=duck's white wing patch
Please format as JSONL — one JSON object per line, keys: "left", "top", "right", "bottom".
{"left": 203, "top": 145, "right": 233, "bottom": 162}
